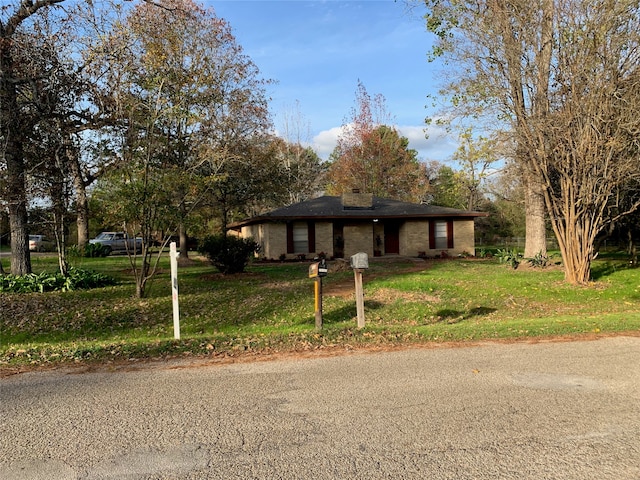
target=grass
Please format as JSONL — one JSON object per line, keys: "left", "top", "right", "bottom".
{"left": 1, "top": 253, "right": 640, "bottom": 369}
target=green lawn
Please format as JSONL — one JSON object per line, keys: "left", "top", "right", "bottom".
{"left": 2, "top": 253, "right": 640, "bottom": 368}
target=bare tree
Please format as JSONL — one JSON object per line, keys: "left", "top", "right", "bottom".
{"left": 423, "top": 0, "right": 640, "bottom": 283}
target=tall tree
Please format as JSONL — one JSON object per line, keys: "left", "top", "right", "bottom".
{"left": 429, "top": 164, "right": 466, "bottom": 209}
{"left": 423, "top": 0, "right": 640, "bottom": 284}
{"left": 0, "top": 1, "right": 68, "bottom": 275}
{"left": 277, "top": 102, "right": 326, "bottom": 204}
{"left": 271, "top": 136, "right": 325, "bottom": 206}
{"left": 94, "top": 0, "right": 272, "bottom": 295}
{"left": 326, "top": 81, "right": 430, "bottom": 202}
{"left": 0, "top": 0, "right": 169, "bottom": 274}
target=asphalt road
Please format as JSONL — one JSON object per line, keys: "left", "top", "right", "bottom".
{"left": 1, "top": 336, "right": 639, "bottom": 479}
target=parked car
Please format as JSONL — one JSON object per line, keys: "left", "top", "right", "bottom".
{"left": 89, "top": 232, "right": 142, "bottom": 255}
{"left": 29, "top": 235, "right": 55, "bottom": 252}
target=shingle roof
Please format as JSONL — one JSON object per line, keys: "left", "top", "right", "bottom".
{"left": 230, "top": 195, "right": 487, "bottom": 229}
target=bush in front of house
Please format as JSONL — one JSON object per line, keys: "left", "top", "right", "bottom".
{"left": 198, "top": 234, "right": 258, "bottom": 274}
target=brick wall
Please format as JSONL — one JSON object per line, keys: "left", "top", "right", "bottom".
{"left": 344, "top": 224, "right": 374, "bottom": 258}
{"left": 245, "top": 218, "right": 477, "bottom": 260}
{"left": 315, "top": 222, "right": 333, "bottom": 257}
{"left": 453, "top": 220, "right": 476, "bottom": 256}
{"left": 400, "top": 221, "right": 428, "bottom": 256}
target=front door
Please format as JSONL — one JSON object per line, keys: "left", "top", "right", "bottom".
{"left": 384, "top": 223, "right": 400, "bottom": 255}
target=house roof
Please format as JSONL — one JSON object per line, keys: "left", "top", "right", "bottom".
{"left": 229, "top": 195, "right": 488, "bottom": 229}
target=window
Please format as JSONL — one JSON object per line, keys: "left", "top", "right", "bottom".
{"left": 287, "top": 222, "right": 316, "bottom": 254}
{"left": 429, "top": 220, "right": 454, "bottom": 250}
{"left": 292, "top": 222, "right": 308, "bottom": 253}
{"left": 434, "top": 221, "right": 448, "bottom": 249}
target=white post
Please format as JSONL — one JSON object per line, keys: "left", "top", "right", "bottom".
{"left": 170, "top": 242, "right": 180, "bottom": 340}
{"left": 354, "top": 269, "right": 365, "bottom": 328}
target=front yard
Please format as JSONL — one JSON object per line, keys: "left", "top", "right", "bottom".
{"left": 2, "top": 254, "right": 640, "bottom": 370}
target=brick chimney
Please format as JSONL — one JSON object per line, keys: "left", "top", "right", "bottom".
{"left": 342, "top": 189, "right": 374, "bottom": 209}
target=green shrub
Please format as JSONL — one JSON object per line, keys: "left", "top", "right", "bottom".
{"left": 67, "top": 243, "right": 110, "bottom": 258}
{"left": 198, "top": 234, "right": 258, "bottom": 274}
{"left": 0, "top": 267, "right": 115, "bottom": 293}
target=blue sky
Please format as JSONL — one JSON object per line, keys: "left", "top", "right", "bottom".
{"left": 205, "top": 0, "right": 456, "bottom": 161}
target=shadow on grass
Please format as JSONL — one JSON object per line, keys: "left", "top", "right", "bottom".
{"left": 322, "top": 304, "right": 357, "bottom": 324}
{"left": 435, "top": 306, "right": 498, "bottom": 324}
{"left": 590, "top": 261, "right": 636, "bottom": 281}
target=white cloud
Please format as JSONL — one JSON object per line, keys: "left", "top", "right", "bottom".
{"left": 311, "top": 126, "right": 346, "bottom": 160}
{"left": 310, "top": 124, "right": 458, "bottom": 163}
{"left": 397, "top": 124, "right": 457, "bottom": 162}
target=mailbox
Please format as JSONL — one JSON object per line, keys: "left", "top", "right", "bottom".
{"left": 350, "top": 252, "right": 369, "bottom": 269}
{"left": 318, "top": 258, "right": 328, "bottom": 276}
{"left": 309, "top": 259, "right": 328, "bottom": 278}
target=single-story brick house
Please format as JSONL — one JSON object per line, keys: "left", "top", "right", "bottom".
{"left": 228, "top": 191, "right": 488, "bottom": 260}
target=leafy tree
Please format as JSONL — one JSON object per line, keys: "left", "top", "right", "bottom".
{"left": 0, "top": 1, "right": 68, "bottom": 275}
{"left": 87, "top": 0, "right": 272, "bottom": 296}
{"left": 451, "top": 128, "right": 501, "bottom": 211}
{"left": 326, "top": 81, "right": 429, "bottom": 202}
{"left": 429, "top": 165, "right": 466, "bottom": 209}
{"left": 205, "top": 135, "right": 285, "bottom": 232}
{"left": 423, "top": 0, "right": 640, "bottom": 284}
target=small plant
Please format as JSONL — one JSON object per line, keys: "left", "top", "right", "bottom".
{"left": 496, "top": 247, "right": 522, "bottom": 269}
{"left": 0, "top": 267, "right": 115, "bottom": 293}
{"left": 198, "top": 234, "right": 258, "bottom": 274}
{"left": 526, "top": 251, "right": 550, "bottom": 268}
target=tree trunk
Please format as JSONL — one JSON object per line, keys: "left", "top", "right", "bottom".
{"left": 523, "top": 174, "right": 547, "bottom": 259}
{"left": 8, "top": 204, "right": 31, "bottom": 276}
{"left": 179, "top": 212, "right": 189, "bottom": 258}
{"left": 557, "top": 218, "right": 593, "bottom": 285}
{"left": 134, "top": 251, "right": 152, "bottom": 298}
{"left": 69, "top": 155, "right": 90, "bottom": 248}
{"left": 1, "top": 44, "right": 31, "bottom": 275}
{"left": 51, "top": 149, "right": 69, "bottom": 276}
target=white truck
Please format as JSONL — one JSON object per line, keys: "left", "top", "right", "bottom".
{"left": 89, "top": 232, "right": 142, "bottom": 255}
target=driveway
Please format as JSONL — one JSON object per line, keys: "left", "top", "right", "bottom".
{"left": 1, "top": 336, "right": 639, "bottom": 479}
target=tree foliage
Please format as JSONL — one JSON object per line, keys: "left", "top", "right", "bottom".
{"left": 87, "top": 0, "right": 273, "bottom": 296}
{"left": 326, "top": 81, "right": 430, "bottom": 202}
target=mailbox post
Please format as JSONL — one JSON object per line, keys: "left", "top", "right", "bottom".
{"left": 350, "top": 252, "right": 369, "bottom": 328}
{"left": 309, "top": 258, "right": 328, "bottom": 330}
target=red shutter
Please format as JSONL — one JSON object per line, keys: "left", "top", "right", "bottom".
{"left": 307, "top": 222, "right": 316, "bottom": 253}
{"left": 286, "top": 222, "right": 294, "bottom": 253}
{"left": 429, "top": 221, "right": 436, "bottom": 249}
{"left": 447, "top": 220, "right": 454, "bottom": 249}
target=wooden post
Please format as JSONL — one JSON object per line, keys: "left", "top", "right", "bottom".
{"left": 315, "top": 277, "right": 323, "bottom": 330}
{"left": 354, "top": 268, "right": 365, "bottom": 328}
